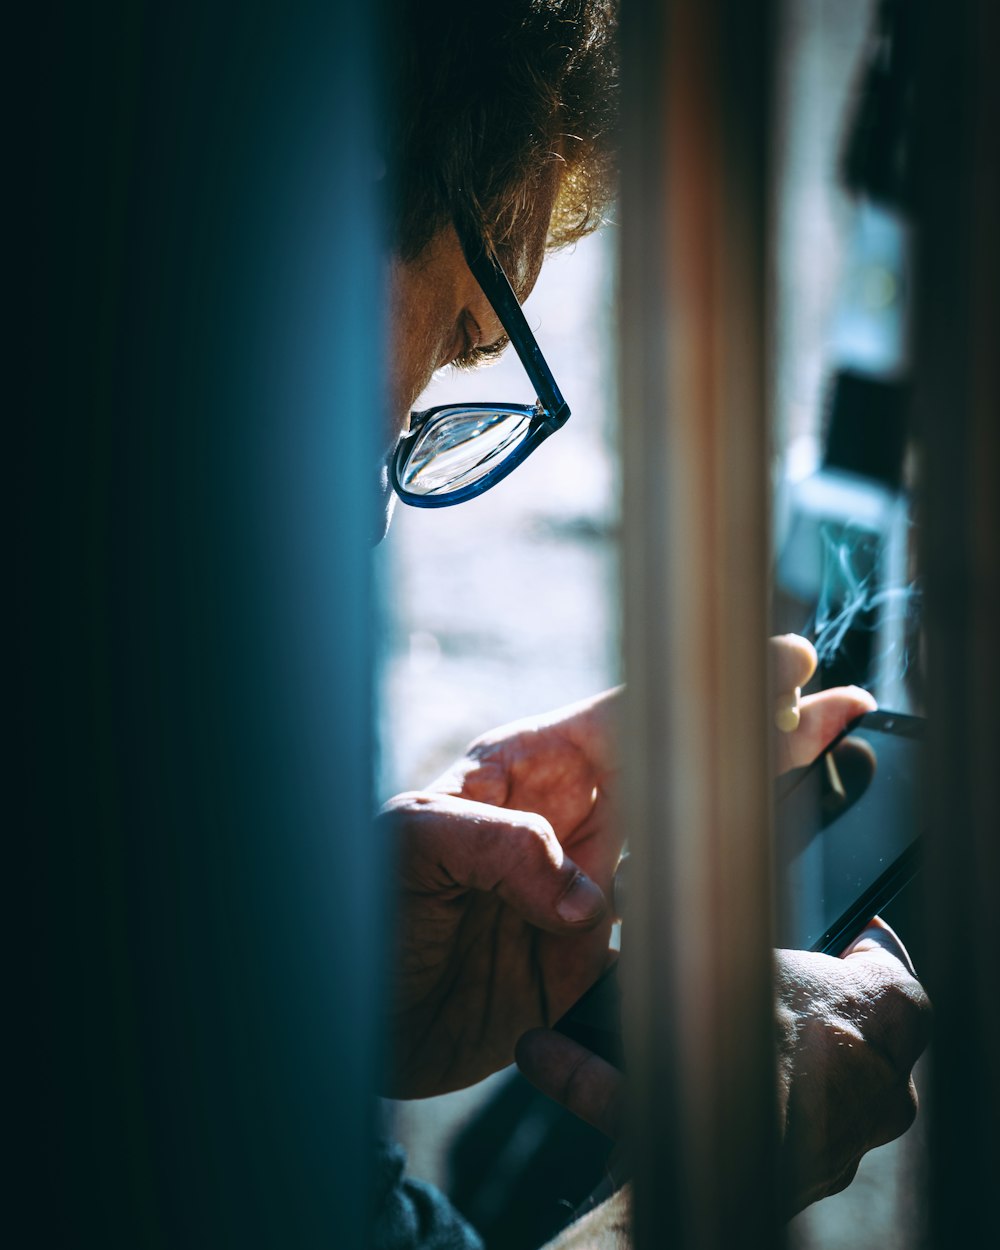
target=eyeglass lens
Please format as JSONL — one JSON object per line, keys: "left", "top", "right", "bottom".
{"left": 399, "top": 407, "right": 533, "bottom": 496}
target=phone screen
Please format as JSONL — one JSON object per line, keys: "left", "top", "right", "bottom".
{"left": 774, "top": 711, "right": 925, "bottom": 954}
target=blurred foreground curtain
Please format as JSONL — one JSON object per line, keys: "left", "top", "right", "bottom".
{"left": 12, "top": 4, "right": 384, "bottom": 1244}
{"left": 915, "top": 0, "right": 1000, "bottom": 1242}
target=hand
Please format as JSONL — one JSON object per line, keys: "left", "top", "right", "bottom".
{"left": 382, "top": 690, "right": 625, "bottom": 1098}
{"left": 516, "top": 638, "right": 927, "bottom": 1215}
{"left": 516, "top": 919, "right": 930, "bottom": 1219}
{"left": 773, "top": 918, "right": 930, "bottom": 1215}
{"left": 385, "top": 638, "right": 876, "bottom": 1105}
{"left": 769, "top": 634, "right": 877, "bottom": 773}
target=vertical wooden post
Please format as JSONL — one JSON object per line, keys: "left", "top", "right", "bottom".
{"left": 620, "top": 1, "right": 779, "bottom": 1247}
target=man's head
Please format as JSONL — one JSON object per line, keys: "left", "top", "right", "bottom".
{"left": 388, "top": 0, "right": 618, "bottom": 266}
{"left": 377, "top": 1, "right": 618, "bottom": 535}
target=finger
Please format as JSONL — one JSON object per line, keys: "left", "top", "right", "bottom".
{"left": 818, "top": 738, "right": 877, "bottom": 827}
{"left": 770, "top": 635, "right": 818, "bottom": 695}
{"left": 774, "top": 686, "right": 877, "bottom": 774}
{"left": 770, "top": 636, "right": 818, "bottom": 734}
{"left": 774, "top": 687, "right": 803, "bottom": 734}
{"left": 516, "top": 1028, "right": 625, "bottom": 1140}
{"left": 841, "top": 916, "right": 916, "bottom": 977}
{"left": 386, "top": 791, "right": 608, "bottom": 932}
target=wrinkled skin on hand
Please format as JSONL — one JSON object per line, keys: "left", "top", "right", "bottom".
{"left": 383, "top": 635, "right": 881, "bottom": 1105}
{"left": 514, "top": 636, "right": 932, "bottom": 1217}
{"left": 382, "top": 690, "right": 624, "bottom": 1098}
{"left": 774, "top": 921, "right": 931, "bottom": 1215}
{"left": 384, "top": 628, "right": 930, "bottom": 1217}
{"left": 516, "top": 921, "right": 930, "bottom": 1220}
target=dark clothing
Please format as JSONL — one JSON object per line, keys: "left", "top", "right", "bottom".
{"left": 374, "top": 1141, "right": 483, "bottom": 1250}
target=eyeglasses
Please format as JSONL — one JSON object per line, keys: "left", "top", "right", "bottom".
{"left": 390, "top": 232, "right": 570, "bottom": 507}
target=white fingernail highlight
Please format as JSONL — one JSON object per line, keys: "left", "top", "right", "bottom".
{"left": 774, "top": 687, "right": 801, "bottom": 733}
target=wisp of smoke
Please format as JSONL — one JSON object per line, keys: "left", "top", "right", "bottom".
{"left": 809, "top": 523, "right": 921, "bottom": 678}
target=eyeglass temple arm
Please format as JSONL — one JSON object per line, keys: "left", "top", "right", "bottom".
{"left": 462, "top": 243, "right": 569, "bottom": 428}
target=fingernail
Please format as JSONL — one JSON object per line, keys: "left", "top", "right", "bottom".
{"left": 774, "top": 687, "right": 801, "bottom": 733}
{"left": 612, "top": 854, "right": 630, "bottom": 918}
{"left": 824, "top": 751, "right": 846, "bottom": 801}
{"left": 556, "top": 873, "right": 606, "bottom": 924}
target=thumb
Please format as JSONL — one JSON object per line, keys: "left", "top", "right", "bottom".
{"left": 384, "top": 790, "right": 608, "bottom": 932}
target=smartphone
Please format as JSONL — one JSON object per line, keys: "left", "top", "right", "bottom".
{"left": 557, "top": 711, "right": 925, "bottom": 1064}
{"left": 773, "top": 709, "right": 925, "bottom": 955}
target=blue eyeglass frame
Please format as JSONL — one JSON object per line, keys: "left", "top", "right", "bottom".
{"left": 390, "top": 231, "right": 571, "bottom": 507}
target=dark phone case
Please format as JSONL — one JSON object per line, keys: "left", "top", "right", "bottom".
{"left": 553, "top": 963, "right": 624, "bottom": 1069}
{"left": 775, "top": 709, "right": 925, "bottom": 954}
{"left": 555, "top": 711, "right": 926, "bottom": 1064}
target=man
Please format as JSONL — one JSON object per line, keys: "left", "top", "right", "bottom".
{"left": 375, "top": 2, "right": 929, "bottom": 1243}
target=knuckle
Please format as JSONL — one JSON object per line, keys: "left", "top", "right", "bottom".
{"left": 514, "top": 815, "right": 560, "bottom": 862}
{"left": 848, "top": 960, "right": 931, "bottom": 1077}
{"left": 381, "top": 789, "right": 435, "bottom": 812}
{"left": 378, "top": 790, "right": 432, "bottom": 825}
{"left": 875, "top": 979, "right": 933, "bottom": 1075}
{"left": 824, "top": 1157, "right": 861, "bottom": 1200}
{"left": 872, "top": 1079, "right": 919, "bottom": 1147}
{"left": 460, "top": 757, "right": 509, "bottom": 806}
{"left": 894, "top": 1079, "right": 919, "bottom": 1136}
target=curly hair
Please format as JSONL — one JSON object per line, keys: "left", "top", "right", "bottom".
{"left": 387, "top": 0, "right": 618, "bottom": 265}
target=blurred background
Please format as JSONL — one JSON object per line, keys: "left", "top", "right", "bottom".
{"left": 377, "top": 224, "right": 622, "bottom": 1214}
{"left": 375, "top": 228, "right": 621, "bottom": 798}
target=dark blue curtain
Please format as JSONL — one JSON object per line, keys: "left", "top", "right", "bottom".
{"left": 13, "top": 4, "right": 384, "bottom": 1243}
